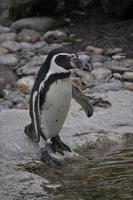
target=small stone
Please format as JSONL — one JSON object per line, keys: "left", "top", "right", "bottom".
{"left": 0, "top": 54, "right": 18, "bottom": 66}
{"left": 124, "top": 82, "right": 133, "bottom": 91}
{"left": 85, "top": 46, "right": 104, "bottom": 54}
{"left": 41, "top": 43, "right": 62, "bottom": 54}
{"left": 0, "top": 33, "right": 17, "bottom": 43}
{"left": 1, "top": 41, "right": 21, "bottom": 52}
{"left": 105, "top": 48, "right": 123, "bottom": 56}
{"left": 113, "top": 73, "right": 122, "bottom": 80}
{"left": 11, "top": 17, "right": 56, "bottom": 32}
{"left": 43, "top": 30, "right": 67, "bottom": 43}
{"left": 20, "top": 42, "right": 35, "bottom": 50}
{"left": 0, "top": 47, "right": 8, "bottom": 55}
{"left": 0, "top": 25, "right": 11, "bottom": 33}
{"left": 122, "top": 72, "right": 133, "bottom": 82}
{"left": 91, "top": 55, "right": 109, "bottom": 63}
{"left": 112, "top": 55, "right": 126, "bottom": 60}
{"left": 91, "top": 68, "right": 112, "bottom": 81}
{"left": 92, "top": 62, "right": 104, "bottom": 69}
{"left": 0, "top": 66, "right": 18, "bottom": 88}
{"left": 16, "top": 55, "right": 47, "bottom": 76}
{"left": 18, "top": 29, "right": 40, "bottom": 43}
{"left": 16, "top": 76, "right": 35, "bottom": 94}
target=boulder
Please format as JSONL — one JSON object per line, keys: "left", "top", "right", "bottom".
{"left": 11, "top": 17, "right": 56, "bottom": 32}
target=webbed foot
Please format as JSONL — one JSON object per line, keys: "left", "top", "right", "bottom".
{"left": 41, "top": 148, "right": 61, "bottom": 167}
{"left": 51, "top": 135, "right": 71, "bottom": 155}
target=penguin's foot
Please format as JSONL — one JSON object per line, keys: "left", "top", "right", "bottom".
{"left": 41, "top": 148, "right": 61, "bottom": 167}
{"left": 51, "top": 135, "right": 71, "bottom": 155}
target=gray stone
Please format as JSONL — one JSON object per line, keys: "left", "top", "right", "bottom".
{"left": 122, "top": 72, "right": 133, "bottom": 82}
{"left": 91, "top": 68, "right": 112, "bottom": 81}
{"left": 16, "top": 76, "right": 35, "bottom": 94}
{"left": 105, "top": 48, "right": 123, "bottom": 56}
{"left": 0, "top": 25, "right": 11, "bottom": 33}
{"left": 0, "top": 65, "right": 17, "bottom": 88}
{"left": 113, "top": 73, "right": 122, "bottom": 80}
{"left": 41, "top": 43, "right": 62, "bottom": 54}
{"left": 91, "top": 55, "right": 109, "bottom": 63}
{"left": 124, "top": 82, "right": 133, "bottom": 91}
{"left": 0, "top": 32, "right": 17, "bottom": 43}
{"left": 1, "top": 41, "right": 21, "bottom": 52}
{"left": 0, "top": 54, "right": 18, "bottom": 66}
{"left": 20, "top": 42, "right": 35, "bottom": 50}
{"left": 85, "top": 45, "right": 104, "bottom": 54}
{"left": 112, "top": 54, "right": 126, "bottom": 60}
{"left": 16, "top": 55, "right": 47, "bottom": 76}
{"left": 11, "top": 17, "right": 56, "bottom": 32}
{"left": 92, "top": 62, "right": 104, "bottom": 69}
{"left": 0, "top": 46, "right": 8, "bottom": 55}
{"left": 43, "top": 30, "right": 67, "bottom": 43}
{"left": 18, "top": 29, "right": 41, "bottom": 43}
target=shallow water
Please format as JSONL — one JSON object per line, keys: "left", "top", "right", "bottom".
{"left": 26, "top": 144, "right": 133, "bottom": 200}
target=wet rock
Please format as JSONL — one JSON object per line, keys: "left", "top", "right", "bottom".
{"left": 105, "top": 48, "right": 123, "bottom": 56}
{"left": 0, "top": 32, "right": 17, "bottom": 43}
{"left": 0, "top": 46, "right": 8, "bottom": 55}
{"left": 122, "top": 72, "right": 133, "bottom": 82}
{"left": 0, "top": 54, "right": 18, "bottom": 66}
{"left": 16, "top": 76, "right": 35, "bottom": 94}
{"left": 85, "top": 46, "right": 104, "bottom": 54}
{"left": 11, "top": 17, "right": 56, "bottom": 32}
{"left": 17, "top": 55, "right": 47, "bottom": 76}
{"left": 0, "top": 65, "right": 18, "bottom": 88}
{"left": 1, "top": 41, "right": 21, "bottom": 52}
{"left": 0, "top": 25, "right": 11, "bottom": 33}
{"left": 91, "top": 68, "right": 112, "bottom": 81}
{"left": 18, "top": 29, "right": 41, "bottom": 43}
{"left": 43, "top": 30, "right": 67, "bottom": 43}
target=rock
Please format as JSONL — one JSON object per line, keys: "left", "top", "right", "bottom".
{"left": 0, "top": 25, "right": 11, "bottom": 33}
{"left": 105, "top": 48, "right": 123, "bottom": 56}
{"left": 105, "top": 65, "right": 130, "bottom": 74}
{"left": 0, "top": 65, "right": 18, "bottom": 88}
{"left": 0, "top": 32, "right": 17, "bottom": 43}
{"left": 18, "top": 29, "right": 41, "bottom": 43}
{"left": 0, "top": 54, "right": 18, "bottom": 66}
{"left": 0, "top": 46, "right": 8, "bottom": 55}
{"left": 77, "top": 54, "right": 91, "bottom": 71}
{"left": 91, "top": 68, "right": 112, "bottom": 81}
{"left": 112, "top": 54, "right": 126, "bottom": 60}
{"left": 113, "top": 73, "right": 122, "bottom": 80}
{"left": 1, "top": 41, "right": 21, "bottom": 52}
{"left": 16, "top": 76, "right": 35, "bottom": 94}
{"left": 16, "top": 55, "right": 47, "bottom": 76}
{"left": 124, "top": 82, "right": 133, "bottom": 91}
{"left": 41, "top": 43, "right": 62, "bottom": 54}
{"left": 0, "top": 99, "right": 13, "bottom": 111}
{"left": 43, "top": 30, "right": 67, "bottom": 43}
{"left": 4, "top": 89, "right": 25, "bottom": 104}
{"left": 85, "top": 46, "right": 104, "bottom": 54}
{"left": 91, "top": 55, "right": 109, "bottom": 63}
{"left": 122, "top": 72, "right": 133, "bottom": 82}
{"left": 92, "top": 80, "right": 123, "bottom": 92}
{"left": 92, "top": 62, "right": 104, "bottom": 69}
{"left": 20, "top": 42, "right": 35, "bottom": 50}
{"left": 11, "top": 17, "right": 56, "bottom": 32}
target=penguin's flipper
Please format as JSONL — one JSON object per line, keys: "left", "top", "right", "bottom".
{"left": 28, "top": 91, "right": 41, "bottom": 142}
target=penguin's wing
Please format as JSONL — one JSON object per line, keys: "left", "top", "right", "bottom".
{"left": 29, "top": 90, "right": 41, "bottom": 142}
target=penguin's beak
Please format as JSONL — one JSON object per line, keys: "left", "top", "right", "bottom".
{"left": 70, "top": 56, "right": 90, "bottom": 70}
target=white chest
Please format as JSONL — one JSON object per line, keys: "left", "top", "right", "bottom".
{"left": 40, "top": 77, "right": 72, "bottom": 139}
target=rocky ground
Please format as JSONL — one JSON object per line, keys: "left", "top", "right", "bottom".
{"left": 0, "top": 16, "right": 133, "bottom": 199}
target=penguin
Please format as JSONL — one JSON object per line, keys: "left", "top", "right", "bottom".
{"left": 25, "top": 47, "right": 86, "bottom": 166}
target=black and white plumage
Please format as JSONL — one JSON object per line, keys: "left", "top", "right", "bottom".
{"left": 25, "top": 47, "right": 85, "bottom": 166}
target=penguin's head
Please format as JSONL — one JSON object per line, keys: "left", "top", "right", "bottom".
{"left": 46, "top": 47, "right": 84, "bottom": 72}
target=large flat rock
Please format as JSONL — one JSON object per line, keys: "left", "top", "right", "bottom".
{"left": 0, "top": 90, "right": 133, "bottom": 199}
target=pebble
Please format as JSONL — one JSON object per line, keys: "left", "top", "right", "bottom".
{"left": 20, "top": 42, "right": 35, "bottom": 50}
{"left": 113, "top": 73, "right": 122, "bottom": 80}
{"left": 105, "top": 48, "right": 123, "bottom": 56}
{"left": 16, "top": 55, "right": 47, "bottom": 76}
{"left": 0, "top": 25, "right": 11, "bottom": 33}
{"left": 124, "top": 82, "right": 133, "bottom": 91}
{"left": 1, "top": 41, "right": 21, "bottom": 52}
{"left": 85, "top": 46, "right": 104, "bottom": 54}
{"left": 0, "top": 33, "right": 17, "bottom": 43}
{"left": 18, "top": 29, "right": 41, "bottom": 43}
{"left": 11, "top": 17, "right": 56, "bottom": 32}
{"left": 0, "top": 47, "right": 8, "bottom": 55}
{"left": 122, "top": 72, "right": 133, "bottom": 82}
{"left": 0, "top": 54, "right": 18, "bottom": 66}
{"left": 91, "top": 68, "right": 112, "bottom": 81}
{"left": 43, "top": 30, "right": 68, "bottom": 43}
{"left": 92, "top": 62, "right": 104, "bottom": 69}
{"left": 16, "top": 76, "right": 35, "bottom": 94}
{"left": 91, "top": 55, "right": 109, "bottom": 63}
